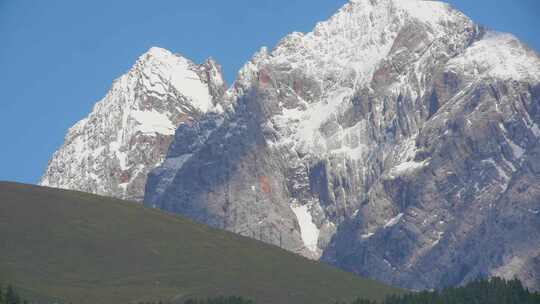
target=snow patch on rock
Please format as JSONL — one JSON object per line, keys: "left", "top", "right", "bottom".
{"left": 384, "top": 213, "right": 404, "bottom": 228}
{"left": 132, "top": 109, "right": 177, "bottom": 135}
{"left": 291, "top": 204, "right": 320, "bottom": 254}
{"left": 388, "top": 160, "right": 429, "bottom": 179}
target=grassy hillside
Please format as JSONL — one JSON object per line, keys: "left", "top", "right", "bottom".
{"left": 0, "top": 182, "right": 403, "bottom": 304}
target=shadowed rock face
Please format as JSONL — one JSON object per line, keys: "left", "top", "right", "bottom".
{"left": 146, "top": 88, "right": 312, "bottom": 258}
{"left": 146, "top": 0, "right": 540, "bottom": 290}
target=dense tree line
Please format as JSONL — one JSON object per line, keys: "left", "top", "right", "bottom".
{"left": 138, "top": 278, "right": 540, "bottom": 304}
{"left": 0, "top": 285, "right": 27, "bottom": 304}
{"left": 184, "top": 296, "right": 255, "bottom": 304}
{"left": 338, "top": 277, "right": 540, "bottom": 304}
{"left": 137, "top": 296, "right": 254, "bottom": 304}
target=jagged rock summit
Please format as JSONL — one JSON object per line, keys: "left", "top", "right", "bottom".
{"left": 40, "top": 47, "right": 226, "bottom": 201}
{"left": 43, "top": 0, "right": 540, "bottom": 292}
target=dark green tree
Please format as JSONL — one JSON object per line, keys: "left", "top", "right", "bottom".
{"left": 4, "top": 286, "right": 20, "bottom": 304}
{"left": 0, "top": 284, "right": 4, "bottom": 304}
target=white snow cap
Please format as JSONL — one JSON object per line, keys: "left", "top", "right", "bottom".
{"left": 269, "top": 0, "right": 471, "bottom": 88}
{"left": 446, "top": 31, "right": 540, "bottom": 81}
{"left": 137, "top": 47, "right": 215, "bottom": 112}
{"left": 348, "top": 0, "right": 455, "bottom": 26}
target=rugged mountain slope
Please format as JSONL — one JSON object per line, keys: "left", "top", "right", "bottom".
{"left": 0, "top": 182, "right": 403, "bottom": 304}
{"left": 40, "top": 47, "right": 226, "bottom": 201}
{"left": 146, "top": 0, "right": 540, "bottom": 291}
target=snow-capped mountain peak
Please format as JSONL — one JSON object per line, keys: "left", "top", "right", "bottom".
{"left": 146, "top": 0, "right": 540, "bottom": 291}
{"left": 40, "top": 47, "right": 226, "bottom": 201}
{"left": 268, "top": 0, "right": 470, "bottom": 83}
{"left": 133, "top": 47, "right": 217, "bottom": 113}
{"left": 42, "top": 0, "right": 540, "bottom": 292}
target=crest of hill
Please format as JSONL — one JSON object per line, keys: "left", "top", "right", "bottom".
{"left": 0, "top": 182, "right": 403, "bottom": 304}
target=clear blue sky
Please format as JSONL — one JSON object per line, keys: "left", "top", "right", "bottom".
{"left": 1, "top": 0, "right": 539, "bottom": 184}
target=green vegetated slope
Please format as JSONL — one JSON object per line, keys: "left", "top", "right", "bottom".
{"left": 0, "top": 182, "right": 403, "bottom": 304}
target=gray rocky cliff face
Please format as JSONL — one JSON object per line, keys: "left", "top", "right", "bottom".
{"left": 40, "top": 47, "right": 226, "bottom": 202}
{"left": 323, "top": 79, "right": 540, "bottom": 290}
{"left": 145, "top": 0, "right": 540, "bottom": 290}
